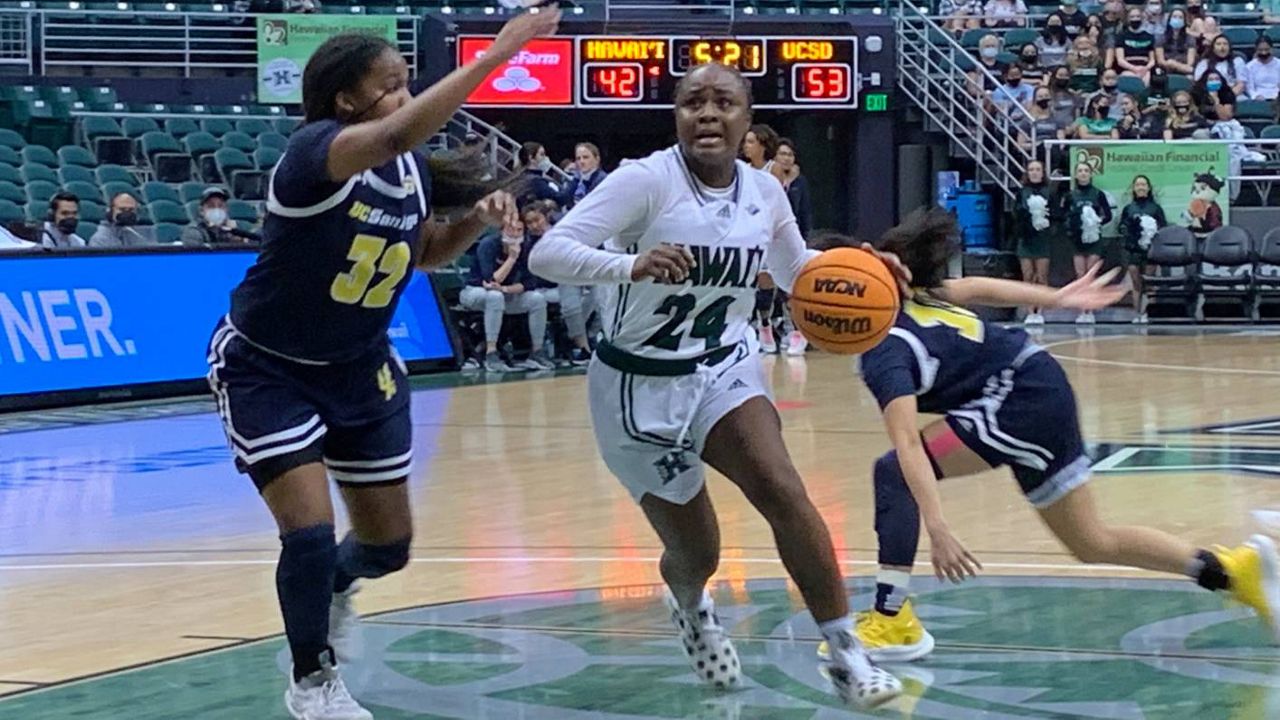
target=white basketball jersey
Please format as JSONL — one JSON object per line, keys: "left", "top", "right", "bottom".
{"left": 596, "top": 148, "right": 785, "bottom": 361}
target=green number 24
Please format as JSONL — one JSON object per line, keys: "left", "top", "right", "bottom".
{"left": 330, "top": 234, "right": 412, "bottom": 309}
{"left": 642, "top": 294, "right": 736, "bottom": 351}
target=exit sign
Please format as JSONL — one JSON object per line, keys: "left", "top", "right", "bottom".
{"left": 864, "top": 92, "right": 888, "bottom": 112}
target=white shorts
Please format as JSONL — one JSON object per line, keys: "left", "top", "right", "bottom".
{"left": 587, "top": 342, "right": 771, "bottom": 505}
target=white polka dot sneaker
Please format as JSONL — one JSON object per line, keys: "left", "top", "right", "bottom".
{"left": 664, "top": 589, "right": 741, "bottom": 690}
{"left": 823, "top": 626, "right": 902, "bottom": 709}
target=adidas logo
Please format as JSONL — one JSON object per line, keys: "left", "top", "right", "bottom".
{"left": 716, "top": 205, "right": 731, "bottom": 219}
{"left": 729, "top": 378, "right": 748, "bottom": 391}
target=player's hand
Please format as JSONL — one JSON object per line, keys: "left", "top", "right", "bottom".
{"left": 490, "top": 3, "right": 562, "bottom": 60}
{"left": 473, "top": 190, "right": 518, "bottom": 228}
{"left": 632, "top": 244, "right": 695, "bottom": 284}
{"left": 1054, "top": 262, "right": 1125, "bottom": 310}
{"left": 928, "top": 522, "right": 981, "bottom": 584}
{"left": 860, "top": 242, "right": 913, "bottom": 298}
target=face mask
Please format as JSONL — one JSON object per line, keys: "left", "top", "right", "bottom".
{"left": 1259, "top": 51, "right": 1273, "bottom": 60}
{"left": 981, "top": 47, "right": 999, "bottom": 59}
{"left": 1022, "top": 53, "right": 1038, "bottom": 63}
{"left": 1129, "top": 20, "right": 1143, "bottom": 29}
{"left": 1169, "top": 17, "right": 1184, "bottom": 29}
{"left": 114, "top": 210, "right": 137, "bottom": 226}
{"left": 204, "top": 208, "right": 228, "bottom": 226}
{"left": 1103, "top": 82, "right": 1118, "bottom": 91}
{"left": 1036, "top": 98, "right": 1051, "bottom": 108}
{"left": 1006, "top": 78, "right": 1021, "bottom": 87}
{"left": 1207, "top": 80, "right": 1223, "bottom": 92}
{"left": 1175, "top": 105, "right": 1190, "bottom": 113}
{"left": 1055, "top": 78, "right": 1071, "bottom": 88}
{"left": 55, "top": 217, "right": 77, "bottom": 234}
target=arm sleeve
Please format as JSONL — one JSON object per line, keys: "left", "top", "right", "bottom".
{"left": 762, "top": 178, "right": 819, "bottom": 294}
{"left": 858, "top": 338, "right": 921, "bottom": 409}
{"left": 271, "top": 120, "right": 345, "bottom": 208}
{"left": 527, "top": 162, "right": 659, "bottom": 286}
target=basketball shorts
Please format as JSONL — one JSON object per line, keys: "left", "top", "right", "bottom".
{"left": 205, "top": 317, "right": 413, "bottom": 490}
{"left": 944, "top": 349, "right": 1091, "bottom": 509}
{"left": 588, "top": 340, "right": 770, "bottom": 505}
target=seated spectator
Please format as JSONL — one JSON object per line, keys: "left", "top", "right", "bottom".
{"left": 1145, "top": 66, "right": 1174, "bottom": 110}
{"left": 1048, "top": 0, "right": 1087, "bottom": 41}
{"left": 1037, "top": 17, "right": 1072, "bottom": 67}
{"left": 1090, "top": 69, "right": 1126, "bottom": 119}
{"left": 774, "top": 138, "right": 812, "bottom": 239}
{"left": 1018, "top": 85, "right": 1071, "bottom": 150}
{"left": 1164, "top": 90, "right": 1207, "bottom": 138}
{"left": 971, "top": 35, "right": 1009, "bottom": 92}
{"left": 1245, "top": 37, "right": 1280, "bottom": 100}
{"left": 1110, "top": 7, "right": 1157, "bottom": 82}
{"left": 1192, "top": 68, "right": 1236, "bottom": 121}
{"left": 983, "top": 0, "right": 1027, "bottom": 28}
{"left": 0, "top": 224, "right": 36, "bottom": 252}
{"left": 1099, "top": 0, "right": 1125, "bottom": 36}
{"left": 1048, "top": 65, "right": 1083, "bottom": 128}
{"left": 557, "top": 142, "right": 607, "bottom": 210}
{"left": 991, "top": 65, "right": 1036, "bottom": 113}
{"left": 181, "top": 187, "right": 250, "bottom": 246}
{"left": 1187, "top": 0, "right": 1219, "bottom": 53}
{"left": 1067, "top": 36, "right": 1106, "bottom": 93}
{"left": 1194, "top": 35, "right": 1247, "bottom": 95}
{"left": 461, "top": 220, "right": 554, "bottom": 373}
{"left": 522, "top": 203, "right": 592, "bottom": 365}
{"left": 40, "top": 191, "right": 84, "bottom": 248}
{"left": 1157, "top": 9, "right": 1197, "bottom": 77}
{"left": 938, "top": 0, "right": 984, "bottom": 33}
{"left": 1083, "top": 14, "right": 1109, "bottom": 51}
{"left": 1142, "top": 0, "right": 1168, "bottom": 37}
{"left": 1113, "top": 93, "right": 1166, "bottom": 138}
{"left": 1015, "top": 43, "right": 1046, "bottom": 85}
{"left": 1075, "top": 93, "right": 1118, "bottom": 138}
{"left": 90, "top": 192, "right": 154, "bottom": 248}
{"left": 517, "top": 141, "right": 561, "bottom": 206}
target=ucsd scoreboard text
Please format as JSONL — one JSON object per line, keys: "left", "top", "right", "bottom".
{"left": 458, "top": 35, "right": 867, "bottom": 110}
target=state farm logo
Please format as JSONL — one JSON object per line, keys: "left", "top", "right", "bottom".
{"left": 461, "top": 37, "right": 574, "bottom": 106}
{"left": 493, "top": 67, "right": 541, "bottom": 93}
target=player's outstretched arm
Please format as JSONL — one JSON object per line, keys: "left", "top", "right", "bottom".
{"left": 327, "top": 7, "right": 560, "bottom": 182}
{"left": 937, "top": 263, "right": 1124, "bottom": 310}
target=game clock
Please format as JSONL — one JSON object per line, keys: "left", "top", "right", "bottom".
{"left": 672, "top": 39, "right": 766, "bottom": 76}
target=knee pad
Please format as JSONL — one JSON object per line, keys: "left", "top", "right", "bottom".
{"left": 357, "top": 537, "right": 412, "bottom": 576}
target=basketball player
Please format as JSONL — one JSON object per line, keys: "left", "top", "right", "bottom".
{"left": 204, "top": 9, "right": 559, "bottom": 720}
{"left": 813, "top": 209, "right": 1280, "bottom": 662}
{"left": 528, "top": 63, "right": 905, "bottom": 708}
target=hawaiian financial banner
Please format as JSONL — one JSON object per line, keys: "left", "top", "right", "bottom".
{"left": 257, "top": 15, "right": 398, "bottom": 104}
{"left": 1071, "top": 142, "right": 1231, "bottom": 236}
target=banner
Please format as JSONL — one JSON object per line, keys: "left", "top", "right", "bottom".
{"left": 258, "top": 15, "right": 397, "bottom": 104}
{"left": 1071, "top": 143, "right": 1230, "bottom": 236}
{"left": 0, "top": 251, "right": 455, "bottom": 399}
{"left": 458, "top": 37, "right": 575, "bottom": 106}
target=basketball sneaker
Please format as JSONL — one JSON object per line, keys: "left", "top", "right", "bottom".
{"left": 822, "top": 625, "right": 903, "bottom": 709}
{"left": 759, "top": 325, "right": 778, "bottom": 353}
{"left": 1075, "top": 311, "right": 1095, "bottom": 324}
{"left": 664, "top": 589, "right": 742, "bottom": 690}
{"left": 329, "top": 581, "right": 363, "bottom": 664}
{"left": 285, "top": 662, "right": 372, "bottom": 720}
{"left": 816, "top": 601, "right": 935, "bottom": 663}
{"left": 1217, "top": 534, "right": 1280, "bottom": 641}
{"left": 784, "top": 331, "right": 808, "bottom": 356}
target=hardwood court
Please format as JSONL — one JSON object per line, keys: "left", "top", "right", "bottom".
{"left": 2, "top": 327, "right": 1280, "bottom": 718}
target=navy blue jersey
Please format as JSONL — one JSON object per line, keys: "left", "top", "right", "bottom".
{"left": 229, "top": 119, "right": 431, "bottom": 364}
{"left": 859, "top": 291, "right": 1034, "bottom": 413}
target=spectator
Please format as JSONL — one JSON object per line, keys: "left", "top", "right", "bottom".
{"left": 991, "top": 65, "right": 1036, "bottom": 114}
{"left": 1110, "top": 7, "right": 1157, "bottom": 82}
{"left": 938, "top": 0, "right": 983, "bottom": 33}
{"left": 1118, "top": 174, "right": 1167, "bottom": 324}
{"left": 522, "top": 204, "right": 593, "bottom": 365}
{"left": 40, "top": 191, "right": 84, "bottom": 248}
{"left": 0, "top": 224, "right": 36, "bottom": 252}
{"left": 1146, "top": 65, "right": 1174, "bottom": 109}
{"left": 1083, "top": 14, "right": 1109, "bottom": 51}
{"left": 1075, "top": 93, "right": 1118, "bottom": 138}
{"left": 1013, "top": 160, "right": 1055, "bottom": 324}
{"left": 557, "top": 142, "right": 607, "bottom": 210}
{"left": 517, "top": 141, "right": 561, "bottom": 205}
{"left": 1018, "top": 85, "right": 1070, "bottom": 151}
{"left": 181, "top": 187, "right": 247, "bottom": 246}
{"left": 461, "top": 219, "right": 554, "bottom": 373}
{"left": 1194, "top": 35, "right": 1247, "bottom": 94}
{"left": 1037, "top": 16, "right": 1072, "bottom": 67}
{"left": 1192, "top": 68, "right": 1237, "bottom": 121}
{"left": 1067, "top": 35, "right": 1106, "bottom": 93}
{"left": 983, "top": 0, "right": 1027, "bottom": 28}
{"left": 1164, "top": 90, "right": 1207, "bottom": 138}
{"left": 1048, "top": 65, "right": 1083, "bottom": 128}
{"left": 741, "top": 123, "right": 780, "bottom": 173}
{"left": 1187, "top": 0, "right": 1219, "bottom": 52}
{"left": 773, "top": 138, "right": 812, "bottom": 239}
{"left": 1016, "top": 43, "right": 1047, "bottom": 85}
{"left": 1114, "top": 93, "right": 1166, "bottom": 138}
{"left": 1062, "top": 161, "right": 1113, "bottom": 323}
{"left": 1090, "top": 69, "right": 1125, "bottom": 119}
{"left": 971, "top": 34, "right": 1009, "bottom": 92}
{"left": 1099, "top": 0, "right": 1125, "bottom": 37}
{"left": 1245, "top": 37, "right": 1280, "bottom": 100}
{"left": 1048, "top": 0, "right": 1087, "bottom": 41}
{"left": 89, "top": 192, "right": 153, "bottom": 248}
{"left": 1141, "top": 0, "right": 1168, "bottom": 37}
{"left": 1157, "top": 9, "right": 1197, "bottom": 77}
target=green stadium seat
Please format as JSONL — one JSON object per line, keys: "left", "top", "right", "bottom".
{"left": 247, "top": 105, "right": 286, "bottom": 116}
{"left": 121, "top": 117, "right": 159, "bottom": 139}
{"left": 57, "top": 145, "right": 97, "bottom": 167}
{"left": 148, "top": 199, "right": 188, "bottom": 224}
{"left": 0, "top": 146, "right": 20, "bottom": 166}
{"left": 20, "top": 163, "right": 57, "bottom": 185}
{"left": 201, "top": 118, "right": 233, "bottom": 137}
{"left": 22, "top": 201, "right": 43, "bottom": 222}
{"left": 0, "top": 86, "right": 37, "bottom": 130}
{"left": 141, "top": 180, "right": 179, "bottom": 204}
{"left": 179, "top": 180, "right": 206, "bottom": 204}
{"left": 228, "top": 199, "right": 257, "bottom": 223}
{"left": 366, "top": 4, "right": 412, "bottom": 14}
{"left": 257, "top": 131, "right": 287, "bottom": 151}
{"left": 1223, "top": 27, "right": 1259, "bottom": 48}
{"left": 1237, "top": 99, "right": 1274, "bottom": 119}
{"left": 345, "top": 5, "right": 366, "bottom": 13}
{"left": 64, "top": 180, "right": 101, "bottom": 204}
{"left": 154, "top": 221, "right": 183, "bottom": 243}
{"left": 100, "top": 180, "right": 138, "bottom": 204}
{"left": 138, "top": 131, "right": 181, "bottom": 162}
{"left": 213, "top": 147, "right": 261, "bottom": 198}
{"left": 0, "top": 199, "right": 24, "bottom": 224}
{"left": 274, "top": 118, "right": 299, "bottom": 136}
{"left": 208, "top": 105, "right": 248, "bottom": 116}
{"left": 0, "top": 181, "right": 24, "bottom": 204}
{"left": 76, "top": 221, "right": 96, "bottom": 239}
{"left": 58, "top": 165, "right": 95, "bottom": 184}
{"left": 78, "top": 86, "right": 118, "bottom": 108}
{"left": 234, "top": 119, "right": 270, "bottom": 137}
{"left": 16, "top": 99, "right": 71, "bottom": 150}
{"left": 254, "top": 146, "right": 282, "bottom": 169}
{"left": 0, "top": 128, "right": 25, "bottom": 149}
{"left": 996, "top": 51, "right": 1017, "bottom": 66}
{"left": 961, "top": 29, "right": 988, "bottom": 48}
{"left": 1266, "top": 26, "right": 1280, "bottom": 43}
{"left": 39, "top": 86, "right": 78, "bottom": 107}
{"left": 81, "top": 115, "right": 123, "bottom": 142}
{"left": 1168, "top": 74, "right": 1192, "bottom": 93}
{"left": 95, "top": 164, "right": 137, "bottom": 186}
{"left": 0, "top": 164, "right": 20, "bottom": 185}
{"left": 129, "top": 102, "right": 170, "bottom": 114}
{"left": 24, "top": 180, "right": 57, "bottom": 204}
{"left": 220, "top": 131, "right": 255, "bottom": 153}
{"left": 1260, "top": 124, "right": 1280, "bottom": 138}
{"left": 1004, "top": 28, "right": 1038, "bottom": 48}
{"left": 78, "top": 200, "right": 106, "bottom": 224}
{"left": 139, "top": 131, "right": 192, "bottom": 183}
{"left": 183, "top": 131, "right": 219, "bottom": 158}
{"left": 165, "top": 118, "right": 200, "bottom": 139}
{"left": 21, "top": 145, "right": 58, "bottom": 167}
{"left": 184, "top": 198, "right": 199, "bottom": 222}
{"left": 1117, "top": 75, "right": 1146, "bottom": 97}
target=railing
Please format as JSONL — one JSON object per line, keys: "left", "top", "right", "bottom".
{"left": 604, "top": 0, "right": 735, "bottom": 33}
{"left": 897, "top": 0, "right": 1034, "bottom": 200}
{"left": 0, "top": 13, "right": 32, "bottom": 72}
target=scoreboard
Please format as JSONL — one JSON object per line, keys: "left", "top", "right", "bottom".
{"left": 458, "top": 35, "right": 863, "bottom": 110}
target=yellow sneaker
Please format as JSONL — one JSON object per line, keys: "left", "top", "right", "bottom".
{"left": 1217, "top": 534, "right": 1280, "bottom": 642}
{"left": 817, "top": 600, "right": 936, "bottom": 663}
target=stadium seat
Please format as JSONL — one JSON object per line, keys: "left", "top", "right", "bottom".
{"left": 1262, "top": 124, "right": 1280, "bottom": 139}
{"left": 220, "top": 131, "right": 256, "bottom": 153}
{"left": 57, "top": 145, "right": 97, "bottom": 167}
{"left": 95, "top": 164, "right": 137, "bottom": 186}
{"left": 0, "top": 128, "right": 24, "bottom": 149}
{"left": 960, "top": 29, "right": 987, "bottom": 48}
{"left": 64, "top": 181, "right": 101, "bottom": 204}
{"left": 129, "top": 103, "right": 170, "bottom": 115}
{"left": 20, "top": 163, "right": 58, "bottom": 185}
{"left": 0, "top": 164, "right": 20, "bottom": 185}
{"left": 274, "top": 118, "right": 299, "bottom": 136}
{"left": 1117, "top": 75, "right": 1146, "bottom": 97}
{"left": 58, "top": 165, "right": 95, "bottom": 185}
{"left": 15, "top": 99, "right": 70, "bottom": 150}
{"left": 228, "top": 199, "right": 257, "bottom": 224}
{"left": 121, "top": 117, "right": 160, "bottom": 139}
{"left": 996, "top": 51, "right": 1018, "bottom": 66}
{"left": 183, "top": 130, "right": 220, "bottom": 158}
{"left": 1237, "top": 99, "right": 1273, "bottom": 120}
{"left": 0, "top": 146, "right": 20, "bottom": 166}
{"left": 22, "top": 200, "right": 42, "bottom": 223}
{"left": 184, "top": 199, "right": 199, "bottom": 223}
{"left": 100, "top": 180, "right": 138, "bottom": 204}
{"left": 1004, "top": 28, "right": 1038, "bottom": 48}
{"left": 0, "top": 199, "right": 24, "bottom": 224}
{"left": 1143, "top": 225, "right": 1200, "bottom": 319}
{"left": 78, "top": 86, "right": 118, "bottom": 109}
{"left": 1255, "top": 226, "right": 1280, "bottom": 314}
{"left": 23, "top": 179, "right": 57, "bottom": 204}
{"left": 148, "top": 199, "right": 188, "bottom": 225}
{"left": 213, "top": 147, "right": 262, "bottom": 199}
{"left": 154, "top": 222, "right": 183, "bottom": 244}
{"left": 78, "top": 199, "right": 106, "bottom": 225}
{"left": 256, "top": 131, "right": 287, "bottom": 151}
{"left": 1223, "top": 27, "right": 1259, "bottom": 48}
{"left": 1267, "top": 25, "right": 1280, "bottom": 44}
{"left": 76, "top": 221, "right": 96, "bottom": 239}
{"left": 254, "top": 146, "right": 282, "bottom": 170}
{"left": 1200, "top": 225, "right": 1255, "bottom": 319}
{"left": 179, "top": 181, "right": 206, "bottom": 204}
{"left": 235, "top": 118, "right": 270, "bottom": 137}
{"left": 208, "top": 105, "right": 248, "bottom": 116}
{"left": 141, "top": 180, "right": 180, "bottom": 204}
{"left": 165, "top": 118, "right": 200, "bottom": 139}
{"left": 0, "top": 86, "right": 36, "bottom": 130}
{"left": 1167, "top": 74, "right": 1192, "bottom": 94}
{"left": 0, "top": 181, "right": 23, "bottom": 204}
{"left": 39, "top": 86, "right": 78, "bottom": 107}
{"left": 201, "top": 118, "right": 233, "bottom": 138}
{"left": 81, "top": 116, "right": 122, "bottom": 143}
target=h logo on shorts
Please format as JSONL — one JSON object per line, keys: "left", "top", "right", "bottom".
{"left": 654, "top": 450, "right": 692, "bottom": 484}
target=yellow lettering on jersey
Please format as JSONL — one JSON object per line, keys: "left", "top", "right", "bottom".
{"left": 377, "top": 363, "right": 397, "bottom": 401}
{"left": 903, "top": 294, "right": 984, "bottom": 342}
{"left": 348, "top": 201, "right": 372, "bottom": 222}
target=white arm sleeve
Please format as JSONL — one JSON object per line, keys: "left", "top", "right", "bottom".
{"left": 528, "top": 162, "right": 659, "bottom": 286}
{"left": 761, "top": 179, "right": 819, "bottom": 294}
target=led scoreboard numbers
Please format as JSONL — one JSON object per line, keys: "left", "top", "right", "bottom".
{"left": 460, "top": 35, "right": 860, "bottom": 109}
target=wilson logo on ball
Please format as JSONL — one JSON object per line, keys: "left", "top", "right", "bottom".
{"left": 801, "top": 309, "right": 871, "bottom": 335}
{"left": 811, "top": 278, "right": 867, "bottom": 297}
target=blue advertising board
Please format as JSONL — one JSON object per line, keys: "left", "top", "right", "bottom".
{"left": 0, "top": 250, "right": 456, "bottom": 401}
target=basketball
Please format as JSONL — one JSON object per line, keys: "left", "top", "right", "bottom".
{"left": 789, "top": 248, "right": 900, "bottom": 355}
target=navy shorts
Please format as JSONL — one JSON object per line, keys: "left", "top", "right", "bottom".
{"left": 944, "top": 350, "right": 1091, "bottom": 509}
{"left": 205, "top": 317, "right": 412, "bottom": 489}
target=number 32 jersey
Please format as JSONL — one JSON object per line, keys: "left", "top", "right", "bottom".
{"left": 228, "top": 119, "right": 430, "bottom": 364}
{"left": 532, "top": 147, "right": 812, "bottom": 362}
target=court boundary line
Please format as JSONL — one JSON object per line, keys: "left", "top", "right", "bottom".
{"left": 1044, "top": 335, "right": 1280, "bottom": 376}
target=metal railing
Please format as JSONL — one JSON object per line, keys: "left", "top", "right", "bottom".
{"left": 604, "top": 0, "right": 735, "bottom": 33}
{"left": 897, "top": 0, "right": 1034, "bottom": 200}
{"left": 0, "top": 13, "right": 32, "bottom": 72}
